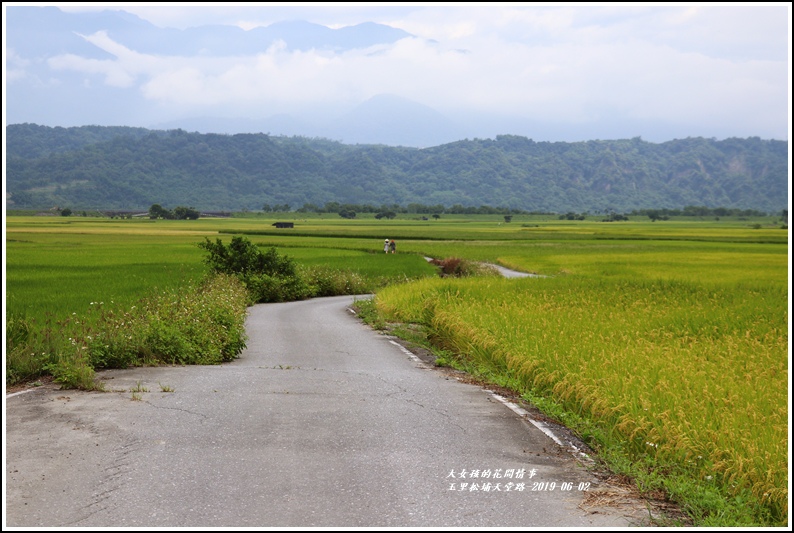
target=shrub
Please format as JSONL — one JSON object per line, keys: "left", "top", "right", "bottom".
{"left": 197, "top": 236, "right": 306, "bottom": 303}
{"left": 303, "top": 266, "right": 371, "bottom": 297}
{"left": 245, "top": 272, "right": 312, "bottom": 303}
{"left": 198, "top": 236, "right": 297, "bottom": 278}
{"left": 429, "top": 257, "right": 497, "bottom": 278}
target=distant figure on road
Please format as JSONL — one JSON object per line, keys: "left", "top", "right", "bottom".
{"left": 384, "top": 239, "right": 390, "bottom": 253}
{"left": 389, "top": 239, "right": 396, "bottom": 254}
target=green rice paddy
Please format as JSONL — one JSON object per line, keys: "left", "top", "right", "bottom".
{"left": 4, "top": 212, "right": 790, "bottom": 526}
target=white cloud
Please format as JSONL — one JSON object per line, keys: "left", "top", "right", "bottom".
{"left": 5, "top": 48, "right": 30, "bottom": 82}
{"left": 8, "top": 3, "right": 791, "bottom": 140}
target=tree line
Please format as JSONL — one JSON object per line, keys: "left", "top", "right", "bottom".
{"left": 148, "top": 204, "right": 200, "bottom": 220}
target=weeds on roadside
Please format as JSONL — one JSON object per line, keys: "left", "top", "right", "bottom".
{"left": 130, "top": 380, "right": 149, "bottom": 393}
{"left": 6, "top": 274, "right": 250, "bottom": 390}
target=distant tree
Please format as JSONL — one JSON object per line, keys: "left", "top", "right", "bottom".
{"left": 149, "top": 204, "right": 172, "bottom": 219}
{"left": 432, "top": 214, "right": 441, "bottom": 220}
{"left": 61, "top": 208, "right": 72, "bottom": 217}
{"left": 173, "top": 206, "right": 200, "bottom": 220}
{"left": 339, "top": 209, "right": 356, "bottom": 219}
{"left": 375, "top": 211, "right": 396, "bottom": 220}
{"left": 297, "top": 203, "right": 320, "bottom": 213}
{"left": 503, "top": 215, "right": 512, "bottom": 223}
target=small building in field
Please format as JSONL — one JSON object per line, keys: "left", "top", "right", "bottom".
{"left": 272, "top": 222, "right": 294, "bottom": 228}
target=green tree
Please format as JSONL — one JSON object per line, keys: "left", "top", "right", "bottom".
{"left": 149, "top": 204, "right": 172, "bottom": 219}
{"left": 197, "top": 236, "right": 296, "bottom": 278}
{"left": 197, "top": 236, "right": 306, "bottom": 303}
{"left": 172, "top": 206, "right": 200, "bottom": 220}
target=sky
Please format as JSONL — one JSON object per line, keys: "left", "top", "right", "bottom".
{"left": 3, "top": 2, "right": 792, "bottom": 143}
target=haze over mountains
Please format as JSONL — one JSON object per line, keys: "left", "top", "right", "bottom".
{"left": 6, "top": 6, "right": 786, "bottom": 147}
{"left": 8, "top": 7, "right": 467, "bottom": 147}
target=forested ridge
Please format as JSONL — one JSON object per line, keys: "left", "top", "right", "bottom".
{"left": 5, "top": 123, "right": 788, "bottom": 213}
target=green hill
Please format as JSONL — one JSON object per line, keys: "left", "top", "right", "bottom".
{"left": 5, "top": 124, "right": 788, "bottom": 213}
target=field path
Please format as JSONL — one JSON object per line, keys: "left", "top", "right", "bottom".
{"left": 6, "top": 295, "right": 659, "bottom": 527}
{"left": 424, "top": 256, "right": 541, "bottom": 278}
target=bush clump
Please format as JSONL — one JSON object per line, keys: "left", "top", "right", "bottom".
{"left": 198, "top": 236, "right": 311, "bottom": 303}
{"left": 429, "top": 257, "right": 499, "bottom": 278}
{"left": 197, "top": 236, "right": 376, "bottom": 302}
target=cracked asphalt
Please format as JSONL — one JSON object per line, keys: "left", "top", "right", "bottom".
{"left": 5, "top": 295, "right": 657, "bottom": 527}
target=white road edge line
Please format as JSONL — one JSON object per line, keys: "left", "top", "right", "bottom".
{"left": 488, "top": 391, "right": 594, "bottom": 464}
{"left": 6, "top": 389, "right": 36, "bottom": 398}
{"left": 386, "top": 328, "right": 593, "bottom": 464}
{"left": 389, "top": 340, "right": 425, "bottom": 365}
{"left": 387, "top": 338, "right": 592, "bottom": 462}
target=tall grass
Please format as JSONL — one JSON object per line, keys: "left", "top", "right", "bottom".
{"left": 6, "top": 274, "right": 250, "bottom": 388}
{"left": 373, "top": 275, "right": 788, "bottom": 525}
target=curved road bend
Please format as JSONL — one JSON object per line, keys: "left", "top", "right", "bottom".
{"left": 6, "top": 295, "right": 654, "bottom": 527}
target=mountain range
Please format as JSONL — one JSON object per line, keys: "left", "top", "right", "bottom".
{"left": 5, "top": 124, "right": 788, "bottom": 214}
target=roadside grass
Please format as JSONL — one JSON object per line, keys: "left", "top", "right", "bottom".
{"left": 6, "top": 273, "right": 250, "bottom": 389}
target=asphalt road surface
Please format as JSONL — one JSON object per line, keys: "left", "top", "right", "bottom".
{"left": 5, "top": 295, "right": 658, "bottom": 527}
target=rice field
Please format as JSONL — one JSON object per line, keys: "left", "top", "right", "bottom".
{"left": 4, "top": 213, "right": 790, "bottom": 525}
{"left": 3, "top": 216, "right": 438, "bottom": 323}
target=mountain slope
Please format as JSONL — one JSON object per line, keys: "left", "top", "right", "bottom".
{"left": 5, "top": 125, "right": 788, "bottom": 213}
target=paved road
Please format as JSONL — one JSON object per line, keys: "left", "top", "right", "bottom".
{"left": 5, "top": 295, "right": 653, "bottom": 527}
